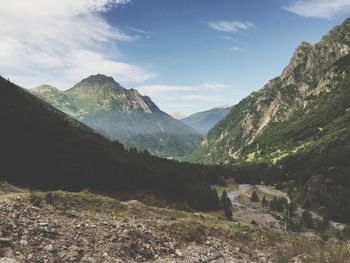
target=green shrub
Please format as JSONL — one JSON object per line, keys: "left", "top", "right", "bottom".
{"left": 251, "top": 191, "right": 259, "bottom": 202}
{"left": 176, "top": 224, "right": 207, "bottom": 243}
{"left": 29, "top": 193, "right": 44, "bottom": 207}
{"left": 308, "top": 243, "right": 350, "bottom": 263}
{"left": 45, "top": 192, "right": 54, "bottom": 204}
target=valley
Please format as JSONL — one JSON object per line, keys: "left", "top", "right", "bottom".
{"left": 1, "top": 2, "right": 350, "bottom": 262}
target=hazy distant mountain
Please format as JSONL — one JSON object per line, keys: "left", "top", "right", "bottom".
{"left": 182, "top": 106, "right": 232, "bottom": 135}
{"left": 172, "top": 111, "right": 188, "bottom": 120}
{"left": 31, "top": 74, "right": 202, "bottom": 157}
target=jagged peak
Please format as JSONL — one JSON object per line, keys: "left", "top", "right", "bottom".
{"left": 83, "top": 74, "right": 115, "bottom": 83}
{"left": 320, "top": 17, "right": 350, "bottom": 45}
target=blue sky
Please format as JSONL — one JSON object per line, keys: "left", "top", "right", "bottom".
{"left": 1, "top": 0, "right": 350, "bottom": 117}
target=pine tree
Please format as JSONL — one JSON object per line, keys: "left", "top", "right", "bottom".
{"left": 262, "top": 196, "right": 268, "bottom": 207}
{"left": 225, "top": 207, "right": 233, "bottom": 221}
{"left": 251, "top": 191, "right": 259, "bottom": 202}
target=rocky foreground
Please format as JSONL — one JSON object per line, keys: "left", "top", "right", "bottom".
{"left": 0, "top": 186, "right": 338, "bottom": 262}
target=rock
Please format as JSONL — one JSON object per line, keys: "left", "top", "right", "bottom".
{"left": 289, "top": 254, "right": 312, "bottom": 263}
{"left": 0, "top": 258, "right": 18, "bottom": 263}
{"left": 209, "top": 249, "right": 223, "bottom": 260}
{"left": 43, "top": 244, "right": 54, "bottom": 252}
{"left": 175, "top": 249, "right": 183, "bottom": 257}
{"left": 0, "top": 238, "right": 11, "bottom": 247}
{"left": 81, "top": 257, "right": 96, "bottom": 263}
{"left": 19, "top": 239, "right": 28, "bottom": 246}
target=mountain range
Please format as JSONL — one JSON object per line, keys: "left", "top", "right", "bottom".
{"left": 0, "top": 76, "right": 220, "bottom": 210}
{"left": 182, "top": 106, "right": 232, "bottom": 135}
{"left": 189, "top": 17, "right": 350, "bottom": 165}
{"left": 187, "top": 18, "right": 350, "bottom": 223}
{"left": 31, "top": 74, "right": 202, "bottom": 158}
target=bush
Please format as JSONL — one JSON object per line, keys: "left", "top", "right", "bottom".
{"left": 251, "top": 191, "right": 259, "bottom": 202}
{"left": 270, "top": 197, "right": 287, "bottom": 212}
{"left": 29, "top": 193, "right": 44, "bottom": 207}
{"left": 302, "top": 211, "right": 314, "bottom": 229}
{"left": 307, "top": 243, "right": 350, "bottom": 263}
{"left": 262, "top": 196, "right": 268, "bottom": 207}
{"left": 178, "top": 224, "right": 206, "bottom": 243}
{"left": 224, "top": 207, "right": 233, "bottom": 221}
{"left": 45, "top": 192, "right": 54, "bottom": 204}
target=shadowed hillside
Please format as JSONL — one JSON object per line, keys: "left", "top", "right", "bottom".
{"left": 0, "top": 76, "right": 220, "bottom": 211}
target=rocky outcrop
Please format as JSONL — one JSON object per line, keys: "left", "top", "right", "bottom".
{"left": 0, "top": 189, "right": 321, "bottom": 263}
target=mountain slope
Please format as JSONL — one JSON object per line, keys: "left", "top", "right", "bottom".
{"left": 182, "top": 106, "right": 232, "bottom": 135}
{"left": 189, "top": 18, "right": 350, "bottom": 164}
{"left": 242, "top": 54, "right": 350, "bottom": 160}
{"left": 0, "top": 76, "right": 220, "bottom": 210}
{"left": 31, "top": 74, "right": 202, "bottom": 157}
{"left": 232, "top": 54, "right": 350, "bottom": 223}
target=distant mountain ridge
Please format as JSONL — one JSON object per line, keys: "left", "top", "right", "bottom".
{"left": 189, "top": 17, "right": 350, "bottom": 164}
{"left": 31, "top": 74, "right": 202, "bottom": 157}
{"left": 182, "top": 106, "right": 232, "bottom": 135}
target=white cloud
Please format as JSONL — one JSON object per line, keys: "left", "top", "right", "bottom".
{"left": 229, "top": 46, "right": 241, "bottom": 52}
{"left": 221, "top": 36, "right": 241, "bottom": 43}
{"left": 199, "top": 82, "right": 229, "bottom": 89}
{"left": 283, "top": 0, "right": 350, "bottom": 19}
{"left": 0, "top": 0, "right": 157, "bottom": 89}
{"left": 206, "top": 20, "right": 255, "bottom": 33}
{"left": 171, "top": 111, "right": 188, "bottom": 119}
{"left": 136, "top": 82, "right": 228, "bottom": 96}
{"left": 180, "top": 95, "right": 224, "bottom": 101}
{"left": 135, "top": 82, "right": 231, "bottom": 115}
{"left": 137, "top": 85, "right": 198, "bottom": 94}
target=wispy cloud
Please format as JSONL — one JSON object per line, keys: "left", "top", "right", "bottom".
{"left": 229, "top": 46, "right": 242, "bottom": 52}
{"left": 135, "top": 82, "right": 231, "bottom": 114}
{"left": 136, "top": 85, "right": 197, "bottom": 94}
{"left": 206, "top": 20, "right": 255, "bottom": 33}
{"left": 136, "top": 82, "right": 229, "bottom": 95}
{"left": 283, "top": 0, "right": 350, "bottom": 19}
{"left": 199, "top": 82, "right": 229, "bottom": 89}
{"left": 221, "top": 36, "right": 241, "bottom": 43}
{"left": 0, "top": 0, "right": 157, "bottom": 89}
{"left": 180, "top": 95, "right": 223, "bottom": 101}
{"left": 127, "top": 26, "right": 152, "bottom": 39}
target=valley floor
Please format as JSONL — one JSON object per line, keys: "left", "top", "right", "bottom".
{"left": 0, "top": 183, "right": 347, "bottom": 263}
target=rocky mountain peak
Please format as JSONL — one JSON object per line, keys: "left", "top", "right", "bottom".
{"left": 189, "top": 17, "right": 350, "bottom": 164}
{"left": 81, "top": 74, "right": 116, "bottom": 85}
{"left": 68, "top": 74, "right": 124, "bottom": 94}
{"left": 320, "top": 17, "right": 350, "bottom": 46}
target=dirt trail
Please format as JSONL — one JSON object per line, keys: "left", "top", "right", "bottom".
{"left": 227, "top": 185, "right": 287, "bottom": 228}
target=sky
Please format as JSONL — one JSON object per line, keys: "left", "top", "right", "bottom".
{"left": 0, "top": 0, "right": 350, "bottom": 117}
